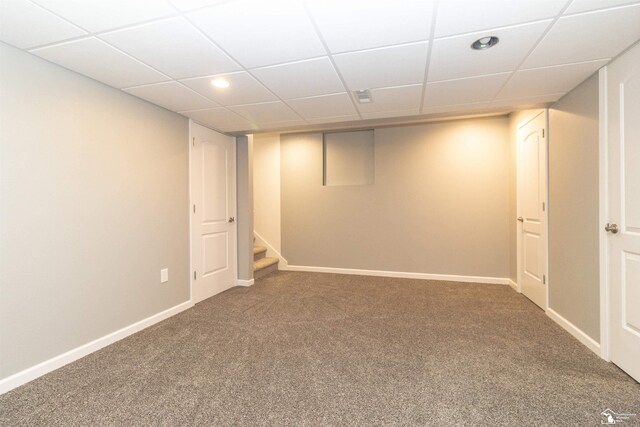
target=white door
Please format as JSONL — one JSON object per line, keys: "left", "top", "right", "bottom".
{"left": 606, "top": 42, "right": 640, "bottom": 382}
{"left": 517, "top": 111, "right": 548, "bottom": 310}
{"left": 191, "top": 122, "right": 237, "bottom": 304}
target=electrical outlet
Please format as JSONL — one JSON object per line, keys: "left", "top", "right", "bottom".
{"left": 160, "top": 268, "right": 169, "bottom": 283}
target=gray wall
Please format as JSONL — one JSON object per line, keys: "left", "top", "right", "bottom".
{"left": 0, "top": 43, "right": 190, "bottom": 379}
{"left": 281, "top": 116, "right": 511, "bottom": 278}
{"left": 548, "top": 73, "right": 600, "bottom": 341}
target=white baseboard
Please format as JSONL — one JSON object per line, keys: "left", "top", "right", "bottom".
{"left": 546, "top": 307, "right": 601, "bottom": 357}
{"left": 281, "top": 264, "right": 509, "bottom": 285}
{"left": 237, "top": 279, "right": 254, "bottom": 287}
{"left": 0, "top": 300, "right": 193, "bottom": 395}
{"left": 253, "top": 231, "right": 288, "bottom": 268}
{"left": 508, "top": 279, "right": 519, "bottom": 292}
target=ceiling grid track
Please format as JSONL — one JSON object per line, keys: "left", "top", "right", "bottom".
{"left": 419, "top": 0, "right": 440, "bottom": 114}
{"left": 3, "top": 0, "right": 638, "bottom": 134}
{"left": 300, "top": 0, "right": 364, "bottom": 120}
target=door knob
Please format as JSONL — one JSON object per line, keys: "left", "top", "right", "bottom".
{"left": 605, "top": 223, "right": 618, "bottom": 234}
{"left": 517, "top": 217, "right": 524, "bottom": 222}
{"left": 228, "top": 217, "right": 235, "bottom": 223}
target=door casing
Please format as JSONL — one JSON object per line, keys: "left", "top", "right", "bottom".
{"left": 599, "top": 67, "right": 610, "bottom": 361}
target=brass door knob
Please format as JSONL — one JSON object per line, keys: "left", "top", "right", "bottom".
{"left": 605, "top": 223, "right": 618, "bottom": 234}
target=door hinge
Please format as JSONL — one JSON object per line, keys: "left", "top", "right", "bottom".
{"left": 542, "top": 202, "right": 545, "bottom": 211}
{"left": 193, "top": 204, "right": 196, "bottom": 214}
{"left": 542, "top": 129, "right": 545, "bottom": 138}
{"left": 543, "top": 274, "right": 546, "bottom": 285}
{"left": 193, "top": 271, "right": 197, "bottom": 280}
{"left": 192, "top": 137, "right": 195, "bottom": 146}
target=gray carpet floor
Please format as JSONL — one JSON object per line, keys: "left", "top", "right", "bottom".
{"left": 1, "top": 271, "right": 639, "bottom": 426}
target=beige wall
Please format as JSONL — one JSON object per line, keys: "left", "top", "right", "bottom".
{"left": 0, "top": 43, "right": 190, "bottom": 379}
{"left": 253, "top": 134, "right": 281, "bottom": 254}
{"left": 236, "top": 135, "right": 254, "bottom": 281}
{"left": 548, "top": 73, "right": 600, "bottom": 341}
{"left": 281, "top": 117, "right": 511, "bottom": 278}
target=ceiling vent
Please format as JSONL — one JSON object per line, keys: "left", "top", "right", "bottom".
{"left": 354, "top": 89, "right": 372, "bottom": 103}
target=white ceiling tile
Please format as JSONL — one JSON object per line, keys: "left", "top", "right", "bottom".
{"left": 100, "top": 17, "right": 240, "bottom": 79}
{"left": 564, "top": 0, "right": 639, "bottom": 14}
{"left": 523, "top": 5, "right": 640, "bottom": 68}
{"left": 0, "top": 0, "right": 86, "bottom": 49}
{"left": 180, "top": 107, "right": 257, "bottom": 132}
{"left": 124, "top": 81, "right": 218, "bottom": 111}
{"left": 333, "top": 42, "right": 428, "bottom": 90}
{"left": 181, "top": 72, "right": 277, "bottom": 106}
{"left": 424, "top": 73, "right": 510, "bottom": 108}
{"left": 32, "top": 0, "right": 176, "bottom": 33}
{"left": 230, "top": 101, "right": 301, "bottom": 124}
{"left": 306, "top": 0, "right": 435, "bottom": 53}
{"left": 360, "top": 109, "right": 420, "bottom": 120}
{"left": 31, "top": 37, "right": 168, "bottom": 88}
{"left": 169, "top": 0, "right": 229, "bottom": 12}
{"left": 357, "top": 84, "right": 423, "bottom": 113}
{"left": 286, "top": 93, "right": 357, "bottom": 119}
{"left": 188, "top": 0, "right": 325, "bottom": 68}
{"left": 257, "top": 119, "right": 308, "bottom": 129}
{"left": 429, "top": 21, "right": 551, "bottom": 82}
{"left": 251, "top": 57, "right": 345, "bottom": 99}
{"left": 496, "top": 59, "right": 608, "bottom": 100}
{"left": 435, "top": 0, "right": 566, "bottom": 37}
{"left": 305, "top": 115, "right": 361, "bottom": 124}
{"left": 489, "top": 93, "right": 564, "bottom": 108}
{"left": 6, "top": 0, "right": 630, "bottom": 125}
{"left": 421, "top": 102, "right": 489, "bottom": 115}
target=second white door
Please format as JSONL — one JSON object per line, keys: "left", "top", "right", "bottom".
{"left": 517, "top": 111, "right": 548, "bottom": 310}
{"left": 605, "top": 42, "right": 640, "bottom": 382}
{"left": 191, "top": 122, "right": 237, "bottom": 304}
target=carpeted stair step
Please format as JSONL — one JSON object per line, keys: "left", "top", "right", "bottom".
{"left": 254, "top": 256, "right": 278, "bottom": 280}
{"left": 253, "top": 245, "right": 267, "bottom": 261}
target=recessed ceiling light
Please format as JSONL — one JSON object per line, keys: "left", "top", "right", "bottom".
{"left": 471, "top": 36, "right": 499, "bottom": 50}
{"left": 211, "top": 78, "right": 230, "bottom": 88}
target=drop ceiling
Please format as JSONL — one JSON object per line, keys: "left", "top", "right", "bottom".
{"left": 1, "top": 0, "right": 639, "bottom": 134}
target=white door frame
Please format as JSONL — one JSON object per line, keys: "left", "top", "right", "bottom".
{"left": 598, "top": 67, "right": 610, "bottom": 361}
{"left": 189, "top": 120, "right": 193, "bottom": 302}
{"left": 188, "top": 119, "right": 238, "bottom": 303}
{"left": 515, "top": 109, "right": 550, "bottom": 310}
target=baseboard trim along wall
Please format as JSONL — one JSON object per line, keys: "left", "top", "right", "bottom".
{"left": 282, "top": 265, "right": 510, "bottom": 285}
{"left": 0, "top": 300, "right": 193, "bottom": 395}
{"left": 508, "top": 279, "right": 519, "bottom": 292}
{"left": 237, "top": 279, "right": 255, "bottom": 287}
{"left": 546, "top": 307, "right": 601, "bottom": 357}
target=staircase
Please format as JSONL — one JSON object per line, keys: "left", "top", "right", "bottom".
{"left": 253, "top": 245, "right": 279, "bottom": 279}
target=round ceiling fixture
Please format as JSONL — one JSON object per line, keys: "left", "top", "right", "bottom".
{"left": 471, "top": 36, "right": 499, "bottom": 50}
{"left": 211, "top": 78, "right": 230, "bottom": 88}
